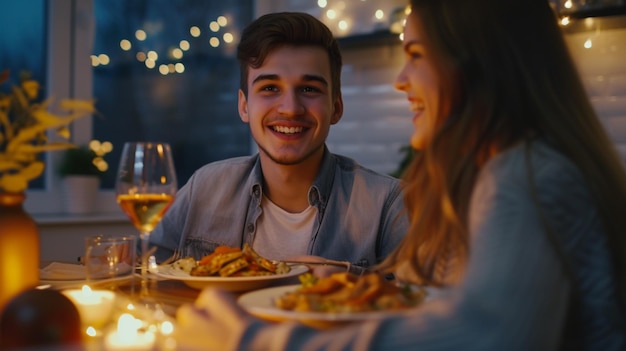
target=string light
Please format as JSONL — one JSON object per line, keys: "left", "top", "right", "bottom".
{"left": 179, "top": 40, "right": 190, "bottom": 51}
{"left": 96, "top": 0, "right": 420, "bottom": 75}
{"left": 120, "top": 39, "right": 131, "bottom": 51}
{"left": 189, "top": 26, "right": 200, "bottom": 37}
{"left": 223, "top": 33, "right": 234, "bottom": 43}
{"left": 135, "top": 29, "right": 147, "bottom": 41}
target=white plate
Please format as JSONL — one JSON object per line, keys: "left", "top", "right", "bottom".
{"left": 151, "top": 264, "right": 309, "bottom": 292}
{"left": 238, "top": 284, "right": 421, "bottom": 329}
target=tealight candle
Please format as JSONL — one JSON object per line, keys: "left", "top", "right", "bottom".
{"left": 105, "top": 313, "right": 155, "bottom": 350}
{"left": 62, "top": 285, "right": 115, "bottom": 329}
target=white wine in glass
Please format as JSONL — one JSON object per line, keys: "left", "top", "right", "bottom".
{"left": 115, "top": 142, "right": 177, "bottom": 287}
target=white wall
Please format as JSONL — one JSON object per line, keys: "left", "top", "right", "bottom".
{"left": 38, "top": 215, "right": 135, "bottom": 263}
{"left": 564, "top": 16, "right": 626, "bottom": 161}
{"left": 327, "top": 43, "right": 411, "bottom": 175}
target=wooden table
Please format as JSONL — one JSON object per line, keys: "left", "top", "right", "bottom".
{"left": 116, "top": 277, "right": 201, "bottom": 316}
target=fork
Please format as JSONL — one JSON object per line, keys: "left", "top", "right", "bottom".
{"left": 152, "top": 247, "right": 181, "bottom": 266}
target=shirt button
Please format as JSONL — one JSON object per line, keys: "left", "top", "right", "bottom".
{"left": 247, "top": 224, "right": 254, "bottom": 232}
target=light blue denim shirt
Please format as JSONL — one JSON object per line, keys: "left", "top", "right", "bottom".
{"left": 149, "top": 147, "right": 408, "bottom": 269}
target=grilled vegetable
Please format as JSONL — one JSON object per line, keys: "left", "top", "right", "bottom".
{"left": 185, "top": 244, "right": 292, "bottom": 277}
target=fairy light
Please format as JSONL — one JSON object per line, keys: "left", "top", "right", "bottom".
{"left": 135, "top": 29, "right": 147, "bottom": 41}
{"left": 179, "top": 40, "right": 190, "bottom": 51}
{"left": 120, "top": 39, "right": 131, "bottom": 51}
{"left": 338, "top": 20, "right": 349, "bottom": 31}
{"left": 189, "top": 26, "right": 201, "bottom": 37}
{"left": 145, "top": 59, "right": 155, "bottom": 69}
{"left": 136, "top": 52, "right": 146, "bottom": 62}
{"left": 170, "top": 47, "right": 183, "bottom": 59}
{"left": 209, "top": 21, "right": 220, "bottom": 32}
{"left": 98, "top": 54, "right": 110, "bottom": 65}
{"left": 223, "top": 32, "right": 234, "bottom": 43}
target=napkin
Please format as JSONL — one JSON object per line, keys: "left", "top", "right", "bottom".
{"left": 40, "top": 262, "right": 135, "bottom": 281}
{"left": 40, "top": 262, "right": 87, "bottom": 280}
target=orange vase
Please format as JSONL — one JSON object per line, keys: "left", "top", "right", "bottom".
{"left": 0, "top": 193, "right": 40, "bottom": 314}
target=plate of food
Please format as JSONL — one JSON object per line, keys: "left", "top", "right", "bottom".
{"left": 151, "top": 244, "right": 309, "bottom": 292}
{"left": 237, "top": 272, "right": 427, "bottom": 329}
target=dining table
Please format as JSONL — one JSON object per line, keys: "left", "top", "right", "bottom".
{"left": 34, "top": 260, "right": 310, "bottom": 350}
{"left": 31, "top": 257, "right": 409, "bottom": 350}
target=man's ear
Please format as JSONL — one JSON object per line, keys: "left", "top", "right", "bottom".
{"left": 238, "top": 89, "right": 249, "bottom": 123}
{"left": 331, "top": 93, "right": 344, "bottom": 125}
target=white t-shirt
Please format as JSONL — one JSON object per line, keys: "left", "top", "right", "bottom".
{"left": 252, "top": 195, "right": 317, "bottom": 260}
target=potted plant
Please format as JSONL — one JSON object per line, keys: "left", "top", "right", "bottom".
{"left": 0, "top": 69, "right": 94, "bottom": 308}
{"left": 58, "top": 139, "right": 112, "bottom": 214}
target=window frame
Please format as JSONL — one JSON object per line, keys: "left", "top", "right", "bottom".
{"left": 26, "top": 0, "right": 120, "bottom": 215}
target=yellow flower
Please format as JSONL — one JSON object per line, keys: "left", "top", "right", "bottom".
{"left": 0, "top": 70, "right": 94, "bottom": 193}
{"left": 21, "top": 80, "right": 39, "bottom": 100}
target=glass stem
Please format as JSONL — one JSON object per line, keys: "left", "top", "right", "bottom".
{"left": 139, "top": 231, "right": 150, "bottom": 297}
{"left": 140, "top": 232, "right": 149, "bottom": 276}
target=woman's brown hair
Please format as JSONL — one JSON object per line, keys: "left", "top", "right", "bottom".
{"left": 380, "top": 0, "right": 626, "bottom": 314}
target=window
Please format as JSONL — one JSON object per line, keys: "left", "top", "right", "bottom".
{"left": 6, "top": 0, "right": 253, "bottom": 215}
{"left": 0, "top": 0, "right": 47, "bottom": 191}
{"left": 91, "top": 0, "right": 253, "bottom": 189}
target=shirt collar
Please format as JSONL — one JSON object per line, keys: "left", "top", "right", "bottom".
{"left": 247, "top": 145, "right": 336, "bottom": 208}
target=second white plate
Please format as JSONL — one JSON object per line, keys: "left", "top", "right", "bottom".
{"left": 238, "top": 284, "right": 421, "bottom": 329}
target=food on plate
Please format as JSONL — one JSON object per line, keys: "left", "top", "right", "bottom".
{"left": 170, "top": 244, "right": 291, "bottom": 277}
{"left": 275, "top": 272, "right": 426, "bottom": 313}
{"left": 172, "top": 256, "right": 196, "bottom": 273}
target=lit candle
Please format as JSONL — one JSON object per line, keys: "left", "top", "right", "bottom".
{"left": 62, "top": 285, "right": 115, "bottom": 329}
{"left": 105, "top": 313, "right": 155, "bottom": 350}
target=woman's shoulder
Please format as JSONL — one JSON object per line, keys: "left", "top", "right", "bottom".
{"left": 484, "top": 140, "right": 583, "bottom": 189}
{"left": 480, "top": 139, "right": 598, "bottom": 232}
{"left": 475, "top": 139, "right": 595, "bottom": 221}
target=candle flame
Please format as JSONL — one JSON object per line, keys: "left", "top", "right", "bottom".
{"left": 81, "top": 285, "right": 93, "bottom": 296}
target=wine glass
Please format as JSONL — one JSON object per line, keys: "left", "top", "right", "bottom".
{"left": 115, "top": 142, "right": 177, "bottom": 291}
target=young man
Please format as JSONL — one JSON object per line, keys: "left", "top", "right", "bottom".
{"left": 149, "top": 12, "right": 408, "bottom": 272}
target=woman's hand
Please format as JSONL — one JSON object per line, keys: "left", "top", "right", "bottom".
{"left": 175, "top": 288, "right": 257, "bottom": 350}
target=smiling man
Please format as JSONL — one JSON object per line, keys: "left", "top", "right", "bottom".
{"left": 149, "top": 12, "right": 408, "bottom": 273}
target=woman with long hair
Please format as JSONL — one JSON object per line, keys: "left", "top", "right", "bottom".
{"left": 175, "top": 0, "right": 626, "bottom": 349}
